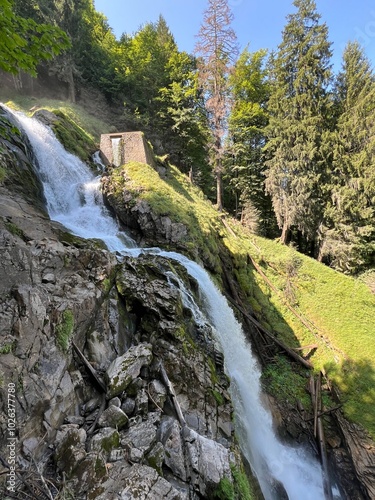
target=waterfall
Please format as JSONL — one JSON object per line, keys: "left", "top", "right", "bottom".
{"left": 111, "top": 137, "right": 122, "bottom": 167}
{"left": 6, "top": 107, "right": 340, "bottom": 500}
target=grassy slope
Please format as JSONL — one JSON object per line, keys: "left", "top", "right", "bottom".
{"left": 3, "top": 97, "right": 373, "bottom": 437}
{"left": 113, "top": 160, "right": 375, "bottom": 438}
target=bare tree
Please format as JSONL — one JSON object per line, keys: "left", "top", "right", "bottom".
{"left": 195, "top": 0, "right": 238, "bottom": 211}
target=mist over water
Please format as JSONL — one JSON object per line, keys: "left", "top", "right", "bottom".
{"left": 8, "top": 107, "right": 338, "bottom": 499}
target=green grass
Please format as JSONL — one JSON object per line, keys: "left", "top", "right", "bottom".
{"left": 227, "top": 231, "right": 375, "bottom": 437}
{"left": 109, "top": 161, "right": 225, "bottom": 274}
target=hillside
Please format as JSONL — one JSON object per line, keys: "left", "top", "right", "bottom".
{"left": 101, "top": 147, "right": 375, "bottom": 437}
{"left": 1, "top": 99, "right": 374, "bottom": 498}
{"left": 5, "top": 97, "right": 374, "bottom": 436}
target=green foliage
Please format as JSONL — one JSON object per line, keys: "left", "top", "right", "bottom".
{"left": 0, "top": 342, "right": 14, "bottom": 354}
{"left": 226, "top": 47, "right": 276, "bottom": 236}
{"left": 56, "top": 310, "right": 74, "bottom": 353}
{"left": 231, "top": 464, "right": 255, "bottom": 500}
{"left": 0, "top": 0, "right": 70, "bottom": 76}
{"left": 4, "top": 220, "right": 26, "bottom": 240}
{"left": 320, "top": 41, "right": 375, "bottom": 273}
{"left": 213, "top": 477, "right": 235, "bottom": 500}
{"left": 211, "top": 388, "right": 225, "bottom": 406}
{"left": 262, "top": 356, "right": 311, "bottom": 408}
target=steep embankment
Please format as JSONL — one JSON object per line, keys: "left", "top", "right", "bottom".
{"left": 102, "top": 153, "right": 375, "bottom": 498}
{"left": 0, "top": 105, "right": 256, "bottom": 499}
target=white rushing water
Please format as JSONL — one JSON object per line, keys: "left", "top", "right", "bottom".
{"left": 8, "top": 107, "right": 336, "bottom": 499}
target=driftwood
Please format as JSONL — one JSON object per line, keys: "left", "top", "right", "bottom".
{"left": 72, "top": 341, "right": 107, "bottom": 393}
{"left": 225, "top": 294, "right": 313, "bottom": 369}
{"left": 305, "top": 404, "right": 343, "bottom": 422}
{"left": 159, "top": 362, "right": 186, "bottom": 427}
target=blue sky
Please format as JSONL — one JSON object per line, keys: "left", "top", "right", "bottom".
{"left": 94, "top": 0, "right": 375, "bottom": 72}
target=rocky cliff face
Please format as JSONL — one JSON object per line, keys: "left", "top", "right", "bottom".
{"left": 0, "top": 107, "right": 253, "bottom": 499}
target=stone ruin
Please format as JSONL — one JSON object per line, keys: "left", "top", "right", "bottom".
{"left": 100, "top": 131, "right": 155, "bottom": 168}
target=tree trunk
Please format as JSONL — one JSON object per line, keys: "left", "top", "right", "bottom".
{"left": 216, "top": 170, "right": 223, "bottom": 211}
{"left": 280, "top": 219, "right": 290, "bottom": 244}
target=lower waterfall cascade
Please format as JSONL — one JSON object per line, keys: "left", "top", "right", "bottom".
{"left": 6, "top": 107, "right": 344, "bottom": 500}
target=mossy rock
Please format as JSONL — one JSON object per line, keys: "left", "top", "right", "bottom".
{"left": 33, "top": 108, "right": 96, "bottom": 163}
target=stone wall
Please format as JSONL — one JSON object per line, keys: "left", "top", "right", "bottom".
{"left": 100, "top": 132, "right": 155, "bottom": 168}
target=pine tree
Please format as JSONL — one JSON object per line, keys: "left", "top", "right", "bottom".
{"left": 195, "top": 0, "right": 238, "bottom": 211}
{"left": 321, "top": 41, "right": 375, "bottom": 273}
{"left": 264, "top": 0, "right": 332, "bottom": 248}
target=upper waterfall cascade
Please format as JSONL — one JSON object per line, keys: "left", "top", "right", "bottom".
{"left": 7, "top": 107, "right": 342, "bottom": 500}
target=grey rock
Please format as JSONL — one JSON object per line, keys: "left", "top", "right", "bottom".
{"left": 89, "top": 427, "right": 120, "bottom": 456}
{"left": 64, "top": 415, "right": 85, "bottom": 426}
{"left": 146, "top": 442, "right": 165, "bottom": 475}
{"left": 118, "top": 464, "right": 186, "bottom": 500}
{"left": 121, "top": 419, "right": 157, "bottom": 455}
{"left": 183, "top": 427, "right": 231, "bottom": 496}
{"left": 54, "top": 425, "right": 87, "bottom": 476}
{"left": 98, "top": 405, "right": 128, "bottom": 429}
{"left": 109, "top": 397, "right": 121, "bottom": 408}
{"left": 135, "top": 388, "right": 149, "bottom": 416}
{"left": 162, "top": 419, "right": 187, "bottom": 481}
{"left": 148, "top": 379, "right": 167, "bottom": 410}
{"left": 105, "top": 343, "right": 153, "bottom": 399}
{"left": 121, "top": 397, "right": 136, "bottom": 416}
{"left": 42, "top": 272, "right": 56, "bottom": 283}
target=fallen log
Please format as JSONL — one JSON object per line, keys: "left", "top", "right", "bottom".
{"left": 72, "top": 341, "right": 107, "bottom": 393}
{"left": 159, "top": 362, "right": 186, "bottom": 427}
{"left": 225, "top": 294, "right": 313, "bottom": 369}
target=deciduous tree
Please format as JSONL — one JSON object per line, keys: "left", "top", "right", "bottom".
{"left": 0, "top": 0, "right": 70, "bottom": 76}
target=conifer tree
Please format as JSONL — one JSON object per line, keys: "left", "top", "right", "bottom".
{"left": 321, "top": 41, "right": 375, "bottom": 273}
{"left": 264, "top": 0, "right": 332, "bottom": 248}
{"left": 226, "top": 47, "right": 276, "bottom": 235}
{"left": 195, "top": 0, "right": 238, "bottom": 211}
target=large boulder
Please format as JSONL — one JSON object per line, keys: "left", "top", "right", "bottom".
{"left": 105, "top": 343, "right": 153, "bottom": 399}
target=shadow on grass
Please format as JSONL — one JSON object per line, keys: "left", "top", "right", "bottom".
{"left": 324, "top": 358, "right": 375, "bottom": 438}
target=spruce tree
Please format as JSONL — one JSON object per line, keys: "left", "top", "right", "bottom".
{"left": 321, "top": 41, "right": 375, "bottom": 273}
{"left": 264, "top": 0, "right": 332, "bottom": 248}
